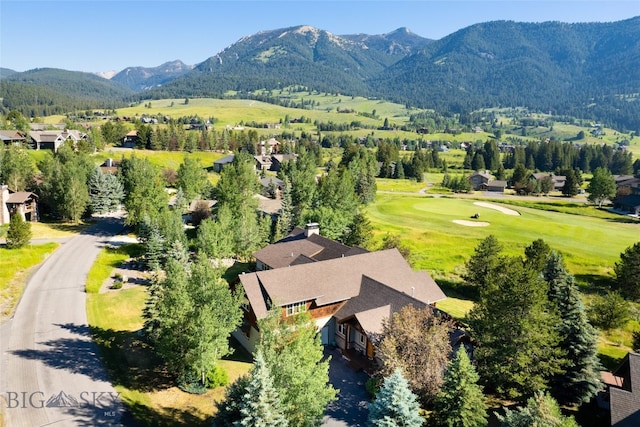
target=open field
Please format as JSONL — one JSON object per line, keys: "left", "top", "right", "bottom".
{"left": 0, "top": 243, "right": 59, "bottom": 318}
{"left": 86, "top": 244, "right": 251, "bottom": 426}
{"left": 367, "top": 194, "right": 638, "bottom": 280}
{"left": 93, "top": 149, "right": 226, "bottom": 171}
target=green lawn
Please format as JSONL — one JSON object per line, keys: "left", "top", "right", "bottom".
{"left": 86, "top": 245, "right": 251, "bottom": 426}
{"left": 93, "top": 149, "right": 226, "bottom": 171}
{"left": 368, "top": 194, "right": 638, "bottom": 280}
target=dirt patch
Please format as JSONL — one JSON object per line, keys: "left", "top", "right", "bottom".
{"left": 101, "top": 259, "right": 150, "bottom": 293}
{"left": 473, "top": 201, "right": 520, "bottom": 216}
{"left": 453, "top": 220, "right": 490, "bottom": 227}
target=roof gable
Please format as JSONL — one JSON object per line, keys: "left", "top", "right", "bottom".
{"left": 241, "top": 248, "right": 446, "bottom": 319}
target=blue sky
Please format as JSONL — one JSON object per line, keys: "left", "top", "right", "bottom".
{"left": 1, "top": 1, "right": 638, "bottom": 73}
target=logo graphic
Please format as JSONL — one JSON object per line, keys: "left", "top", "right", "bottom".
{"left": 46, "top": 391, "right": 79, "bottom": 408}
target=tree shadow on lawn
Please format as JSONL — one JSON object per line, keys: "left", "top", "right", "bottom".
{"left": 435, "top": 278, "right": 479, "bottom": 301}
{"left": 575, "top": 275, "right": 616, "bottom": 295}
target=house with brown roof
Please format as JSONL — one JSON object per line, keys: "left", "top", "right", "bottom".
{"left": 604, "top": 352, "right": 640, "bottom": 426}
{"left": 0, "top": 130, "right": 27, "bottom": 146}
{"left": 0, "top": 185, "right": 38, "bottom": 225}
{"left": 237, "top": 224, "right": 447, "bottom": 359}
{"left": 468, "top": 171, "right": 493, "bottom": 191}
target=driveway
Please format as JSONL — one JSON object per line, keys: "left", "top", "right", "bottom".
{"left": 322, "top": 347, "right": 370, "bottom": 426}
{"left": 0, "top": 217, "right": 126, "bottom": 426}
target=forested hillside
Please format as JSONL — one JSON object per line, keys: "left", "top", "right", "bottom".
{"left": 1, "top": 19, "right": 638, "bottom": 131}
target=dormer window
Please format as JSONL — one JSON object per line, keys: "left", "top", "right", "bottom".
{"left": 285, "top": 301, "right": 306, "bottom": 316}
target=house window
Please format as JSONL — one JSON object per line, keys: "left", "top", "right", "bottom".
{"left": 358, "top": 331, "right": 366, "bottom": 345}
{"left": 285, "top": 301, "right": 306, "bottom": 316}
{"left": 337, "top": 323, "right": 345, "bottom": 336}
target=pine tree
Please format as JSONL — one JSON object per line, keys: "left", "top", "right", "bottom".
{"left": 237, "top": 349, "right": 288, "bottom": 427}
{"left": 463, "top": 235, "right": 503, "bottom": 288}
{"left": 545, "top": 252, "right": 602, "bottom": 406}
{"left": 277, "top": 177, "right": 294, "bottom": 237}
{"left": 469, "top": 257, "right": 565, "bottom": 399}
{"left": 213, "top": 375, "right": 250, "bottom": 426}
{"left": 433, "top": 347, "right": 488, "bottom": 427}
{"left": 614, "top": 242, "right": 640, "bottom": 301}
{"left": 89, "top": 167, "right": 124, "bottom": 214}
{"left": 144, "top": 224, "right": 165, "bottom": 271}
{"left": 6, "top": 214, "right": 31, "bottom": 249}
{"left": 497, "top": 392, "right": 578, "bottom": 427}
{"left": 368, "top": 368, "right": 424, "bottom": 427}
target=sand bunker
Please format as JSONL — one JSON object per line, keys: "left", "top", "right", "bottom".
{"left": 453, "top": 220, "right": 490, "bottom": 227}
{"left": 473, "top": 202, "right": 520, "bottom": 216}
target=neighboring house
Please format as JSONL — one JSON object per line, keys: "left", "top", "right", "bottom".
{"left": 29, "top": 129, "right": 87, "bottom": 152}
{"left": 486, "top": 180, "right": 508, "bottom": 192}
{"left": 259, "top": 177, "right": 284, "bottom": 199}
{"left": 615, "top": 176, "right": 640, "bottom": 196}
{"left": 614, "top": 195, "right": 640, "bottom": 217}
{"left": 257, "top": 137, "right": 280, "bottom": 155}
{"left": 236, "top": 224, "right": 447, "bottom": 358}
{"left": 99, "top": 158, "right": 119, "bottom": 175}
{"left": 254, "top": 194, "right": 282, "bottom": 217}
{"left": 530, "top": 173, "right": 566, "bottom": 191}
{"left": 254, "top": 153, "right": 297, "bottom": 172}
{"left": 0, "top": 185, "right": 38, "bottom": 225}
{"left": 0, "top": 130, "right": 27, "bottom": 146}
{"left": 603, "top": 352, "right": 640, "bottom": 426}
{"left": 213, "top": 155, "right": 235, "bottom": 173}
{"left": 122, "top": 130, "right": 139, "bottom": 148}
{"left": 468, "top": 171, "right": 493, "bottom": 191}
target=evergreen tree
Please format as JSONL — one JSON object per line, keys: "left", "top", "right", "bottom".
{"left": 614, "top": 242, "right": 640, "bottom": 301}
{"left": 524, "top": 239, "right": 551, "bottom": 273}
{"left": 496, "top": 392, "right": 578, "bottom": 427}
{"left": 213, "top": 375, "right": 250, "bottom": 426}
{"left": 277, "top": 177, "right": 294, "bottom": 238}
{"left": 258, "top": 310, "right": 336, "bottom": 427}
{"left": 237, "top": 349, "right": 288, "bottom": 427}
{"left": 463, "top": 235, "right": 503, "bottom": 288}
{"left": 344, "top": 211, "right": 373, "bottom": 247}
{"left": 144, "top": 223, "right": 165, "bottom": 271}
{"left": 469, "top": 257, "right": 565, "bottom": 399}
{"left": 89, "top": 167, "right": 124, "bottom": 214}
{"left": 368, "top": 368, "right": 424, "bottom": 427}
{"left": 544, "top": 252, "right": 602, "bottom": 406}
{"left": 561, "top": 169, "right": 579, "bottom": 197}
{"left": 6, "top": 213, "right": 31, "bottom": 249}
{"left": 433, "top": 347, "right": 488, "bottom": 427}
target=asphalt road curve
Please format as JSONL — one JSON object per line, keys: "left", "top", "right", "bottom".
{"left": 1, "top": 217, "right": 126, "bottom": 426}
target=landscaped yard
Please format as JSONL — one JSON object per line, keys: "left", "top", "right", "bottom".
{"left": 86, "top": 244, "right": 252, "bottom": 426}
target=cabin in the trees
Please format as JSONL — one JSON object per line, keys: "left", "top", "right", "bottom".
{"left": 122, "top": 130, "right": 139, "bottom": 148}
{"left": 614, "top": 195, "right": 640, "bottom": 217}
{"left": 530, "top": 172, "right": 567, "bottom": 191}
{"left": 212, "top": 155, "right": 235, "bottom": 173}
{"left": 236, "top": 224, "right": 447, "bottom": 361}
{"left": 468, "top": 171, "right": 493, "bottom": 191}
{"left": 0, "top": 185, "right": 38, "bottom": 225}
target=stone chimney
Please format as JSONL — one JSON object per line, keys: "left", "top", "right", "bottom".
{"left": 304, "top": 222, "right": 320, "bottom": 237}
{"left": 0, "top": 185, "right": 10, "bottom": 225}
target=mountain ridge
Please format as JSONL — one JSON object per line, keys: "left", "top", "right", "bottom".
{"left": 1, "top": 20, "right": 638, "bottom": 130}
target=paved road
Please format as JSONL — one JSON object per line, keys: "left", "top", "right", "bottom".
{"left": 0, "top": 217, "right": 126, "bottom": 426}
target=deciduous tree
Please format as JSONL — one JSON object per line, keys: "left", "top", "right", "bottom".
{"left": 587, "top": 167, "right": 616, "bottom": 208}
{"left": 378, "top": 305, "right": 452, "bottom": 404}
{"left": 258, "top": 310, "right": 336, "bottom": 426}
{"left": 177, "top": 156, "right": 208, "bottom": 201}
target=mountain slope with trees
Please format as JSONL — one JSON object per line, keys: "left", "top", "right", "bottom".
{"left": 111, "top": 60, "right": 194, "bottom": 92}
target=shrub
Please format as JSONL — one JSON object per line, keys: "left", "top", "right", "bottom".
{"left": 6, "top": 214, "right": 31, "bottom": 249}
{"left": 110, "top": 280, "right": 123, "bottom": 290}
{"left": 588, "top": 291, "right": 630, "bottom": 330}
{"left": 178, "top": 371, "right": 208, "bottom": 394}
{"left": 206, "top": 365, "right": 229, "bottom": 388}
